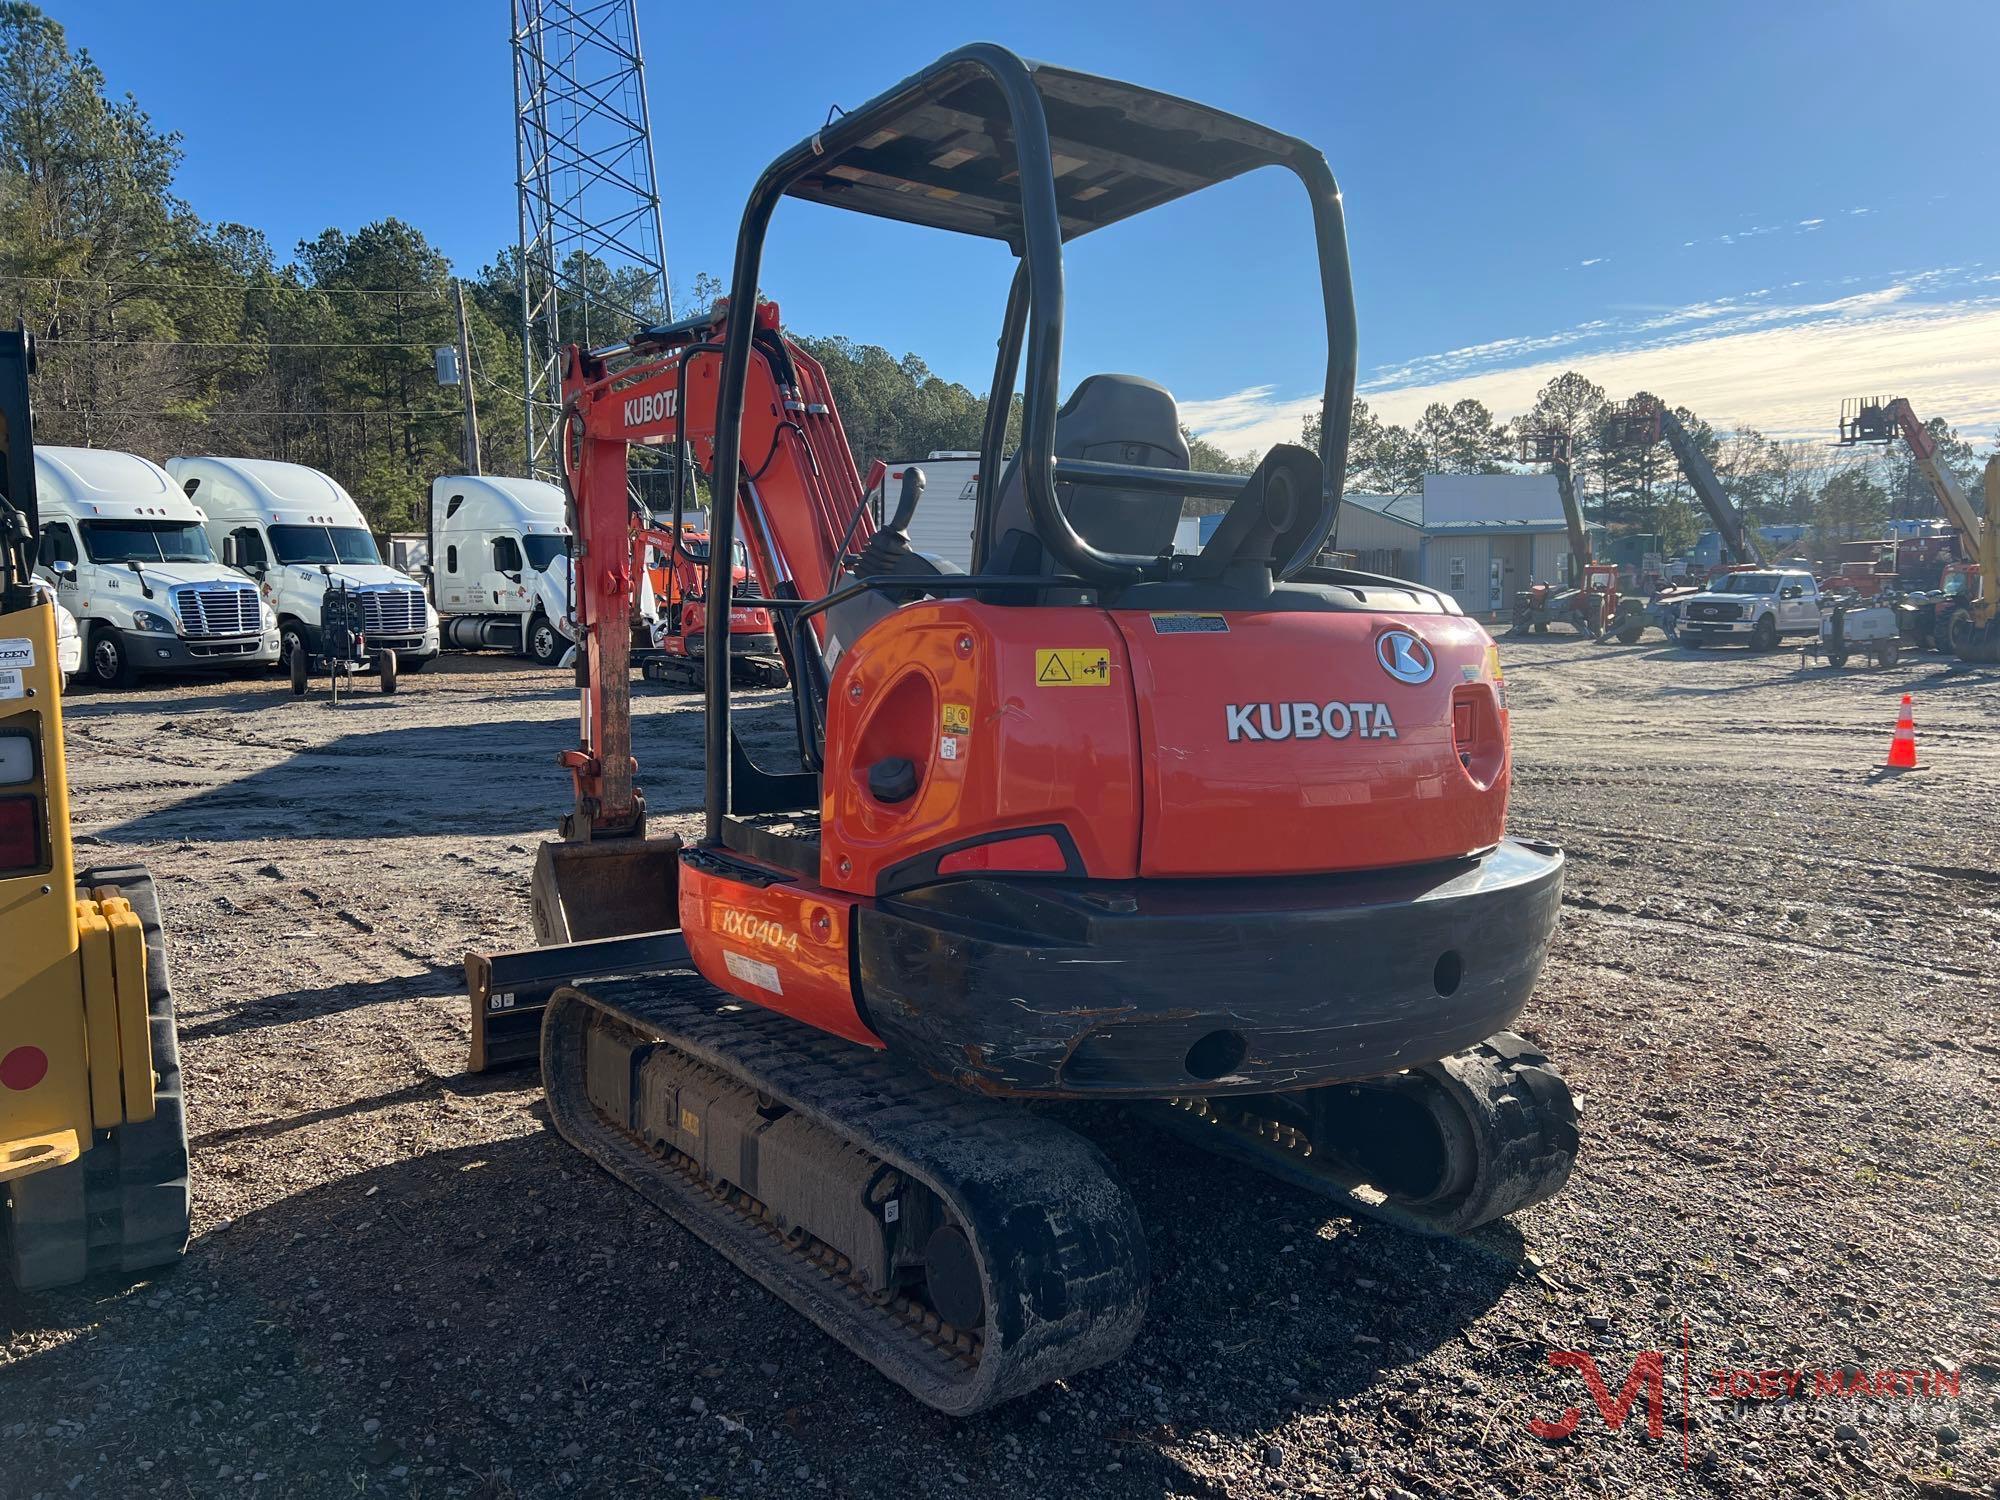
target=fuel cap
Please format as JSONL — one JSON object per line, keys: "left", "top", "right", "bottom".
{"left": 867, "top": 756, "right": 918, "bottom": 803}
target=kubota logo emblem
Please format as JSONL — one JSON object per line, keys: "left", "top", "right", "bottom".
{"left": 1376, "top": 630, "right": 1435, "bottom": 685}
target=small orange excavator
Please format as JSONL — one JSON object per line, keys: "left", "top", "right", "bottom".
{"left": 635, "top": 523, "right": 785, "bottom": 688}
{"left": 468, "top": 45, "right": 1576, "bottom": 1413}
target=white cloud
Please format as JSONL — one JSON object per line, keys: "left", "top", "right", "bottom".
{"left": 1184, "top": 276, "right": 2000, "bottom": 455}
{"left": 1579, "top": 257, "right": 1606, "bottom": 267}
{"left": 1799, "top": 218, "right": 1824, "bottom": 229}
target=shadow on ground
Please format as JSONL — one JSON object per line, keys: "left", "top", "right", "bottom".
{"left": 1, "top": 1096, "right": 1522, "bottom": 1498}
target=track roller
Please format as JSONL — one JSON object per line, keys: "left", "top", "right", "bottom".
{"left": 1146, "top": 1031, "right": 1577, "bottom": 1236}
{"left": 542, "top": 973, "right": 1147, "bottom": 1414}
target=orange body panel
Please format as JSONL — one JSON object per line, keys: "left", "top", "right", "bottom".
{"left": 677, "top": 855, "right": 879, "bottom": 1048}
{"left": 812, "top": 602, "right": 1510, "bottom": 892}
{"left": 1113, "top": 611, "right": 1507, "bottom": 877}
{"left": 819, "top": 602, "right": 1142, "bottom": 895}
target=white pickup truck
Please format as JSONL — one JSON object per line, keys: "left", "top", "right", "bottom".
{"left": 1674, "top": 568, "right": 1823, "bottom": 651}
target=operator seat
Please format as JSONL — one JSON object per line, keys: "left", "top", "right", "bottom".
{"left": 987, "top": 374, "right": 1189, "bottom": 597}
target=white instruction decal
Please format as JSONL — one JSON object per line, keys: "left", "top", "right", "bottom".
{"left": 939, "top": 734, "right": 959, "bottom": 761}
{"left": 0, "top": 667, "right": 21, "bottom": 700}
{"left": 0, "top": 637, "right": 33, "bottom": 669}
{"left": 723, "top": 948, "right": 783, "bottom": 995}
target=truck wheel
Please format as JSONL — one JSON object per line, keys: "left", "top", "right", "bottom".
{"left": 377, "top": 648, "right": 398, "bottom": 695}
{"left": 1875, "top": 640, "right": 1899, "bottom": 669}
{"left": 87, "top": 627, "right": 135, "bottom": 689}
{"left": 279, "top": 622, "right": 311, "bottom": 676}
{"left": 528, "top": 613, "right": 566, "bottom": 667}
{"left": 288, "top": 639, "right": 309, "bottom": 696}
{"left": 1751, "top": 616, "right": 1779, "bottom": 652}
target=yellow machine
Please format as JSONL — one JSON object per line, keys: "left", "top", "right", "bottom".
{"left": 0, "top": 329, "right": 188, "bottom": 1290}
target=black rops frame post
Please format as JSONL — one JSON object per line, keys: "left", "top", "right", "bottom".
{"left": 703, "top": 43, "right": 1360, "bottom": 846}
{"left": 0, "top": 329, "right": 38, "bottom": 614}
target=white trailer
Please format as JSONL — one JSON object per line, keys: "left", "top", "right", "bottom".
{"left": 866, "top": 451, "right": 980, "bottom": 571}
{"left": 31, "top": 446, "right": 280, "bottom": 688}
{"left": 169, "top": 456, "right": 439, "bottom": 674}
{"left": 426, "top": 475, "right": 573, "bottom": 665}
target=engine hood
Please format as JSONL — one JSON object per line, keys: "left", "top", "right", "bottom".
{"left": 103, "top": 561, "right": 253, "bottom": 592}
{"left": 1114, "top": 609, "right": 1511, "bottom": 878}
{"left": 283, "top": 563, "right": 422, "bottom": 592}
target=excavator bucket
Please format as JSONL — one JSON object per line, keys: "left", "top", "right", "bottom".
{"left": 464, "top": 836, "right": 686, "bottom": 1071}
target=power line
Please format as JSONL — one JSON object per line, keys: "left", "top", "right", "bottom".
{"left": 42, "top": 338, "right": 450, "bottom": 351}
{"left": 40, "top": 407, "right": 462, "bottom": 418}
{"left": 0, "top": 273, "right": 452, "bottom": 297}
{"left": 43, "top": 340, "right": 452, "bottom": 352}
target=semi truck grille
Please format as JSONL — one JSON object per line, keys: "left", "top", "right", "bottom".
{"left": 173, "top": 584, "right": 260, "bottom": 638}
{"left": 360, "top": 588, "right": 426, "bottom": 636}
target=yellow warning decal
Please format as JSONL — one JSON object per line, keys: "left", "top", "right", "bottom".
{"left": 1485, "top": 644, "right": 1504, "bottom": 679}
{"left": 680, "top": 1106, "right": 702, "bottom": 1138}
{"left": 941, "top": 702, "right": 973, "bottom": 733}
{"left": 1034, "top": 648, "right": 1113, "bottom": 686}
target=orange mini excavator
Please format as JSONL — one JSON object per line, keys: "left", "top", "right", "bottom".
{"left": 634, "top": 522, "right": 786, "bottom": 689}
{"left": 466, "top": 45, "right": 1576, "bottom": 1414}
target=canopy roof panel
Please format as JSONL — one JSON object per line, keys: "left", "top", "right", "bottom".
{"left": 785, "top": 56, "right": 1309, "bottom": 243}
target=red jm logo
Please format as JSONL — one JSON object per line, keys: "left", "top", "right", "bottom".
{"left": 1530, "top": 1350, "right": 1668, "bottom": 1442}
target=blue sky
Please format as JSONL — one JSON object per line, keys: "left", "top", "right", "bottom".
{"left": 54, "top": 1, "right": 2000, "bottom": 450}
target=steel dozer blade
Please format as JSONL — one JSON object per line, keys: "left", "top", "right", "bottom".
{"left": 464, "top": 835, "right": 685, "bottom": 1071}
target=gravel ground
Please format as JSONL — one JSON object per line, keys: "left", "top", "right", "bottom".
{"left": 2, "top": 638, "right": 1997, "bottom": 1500}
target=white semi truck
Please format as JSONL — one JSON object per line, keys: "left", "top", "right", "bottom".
{"left": 168, "top": 456, "right": 439, "bottom": 675}
{"left": 426, "top": 475, "right": 574, "bottom": 665}
{"left": 31, "top": 446, "right": 280, "bottom": 688}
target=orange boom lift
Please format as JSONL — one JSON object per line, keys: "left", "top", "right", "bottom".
{"left": 469, "top": 46, "right": 1577, "bottom": 1413}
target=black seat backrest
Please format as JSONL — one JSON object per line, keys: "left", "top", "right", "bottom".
{"left": 987, "top": 374, "right": 1189, "bottom": 577}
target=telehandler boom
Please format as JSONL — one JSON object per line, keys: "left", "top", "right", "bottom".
{"left": 1837, "top": 397, "right": 1997, "bottom": 662}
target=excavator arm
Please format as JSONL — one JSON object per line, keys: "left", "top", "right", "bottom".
{"left": 555, "top": 299, "right": 869, "bottom": 841}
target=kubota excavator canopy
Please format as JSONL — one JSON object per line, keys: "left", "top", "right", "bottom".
{"left": 786, "top": 56, "right": 1310, "bottom": 242}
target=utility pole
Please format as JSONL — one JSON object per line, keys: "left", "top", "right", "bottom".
{"left": 453, "top": 283, "right": 482, "bottom": 475}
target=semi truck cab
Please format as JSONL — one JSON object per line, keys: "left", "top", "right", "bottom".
{"left": 427, "top": 475, "right": 573, "bottom": 664}
{"left": 31, "top": 446, "right": 281, "bottom": 688}
{"left": 168, "top": 456, "right": 438, "bottom": 674}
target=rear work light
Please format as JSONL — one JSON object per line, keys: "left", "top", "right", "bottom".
{"left": 0, "top": 795, "right": 41, "bottom": 875}
{"left": 1450, "top": 684, "right": 1505, "bottom": 790}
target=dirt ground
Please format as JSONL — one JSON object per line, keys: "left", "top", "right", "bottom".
{"left": 3, "top": 636, "right": 1997, "bottom": 1500}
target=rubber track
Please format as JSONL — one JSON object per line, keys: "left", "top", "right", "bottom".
{"left": 1144, "top": 1031, "right": 1578, "bottom": 1238}
{"left": 6, "top": 866, "right": 191, "bottom": 1289}
{"left": 544, "top": 973, "right": 1147, "bottom": 1415}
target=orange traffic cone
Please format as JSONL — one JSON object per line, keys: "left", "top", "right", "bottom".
{"left": 1883, "top": 693, "right": 1923, "bottom": 770}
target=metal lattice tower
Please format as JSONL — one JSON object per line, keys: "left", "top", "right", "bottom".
{"left": 512, "top": 0, "right": 670, "bottom": 481}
